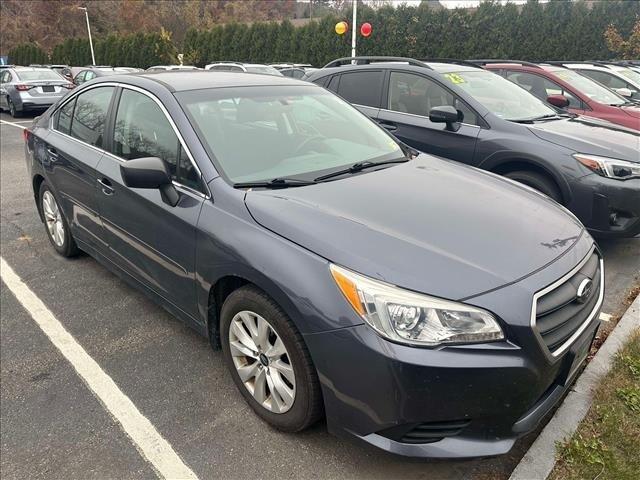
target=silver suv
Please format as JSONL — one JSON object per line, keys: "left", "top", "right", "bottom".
{"left": 0, "top": 67, "right": 73, "bottom": 117}
{"left": 204, "top": 62, "right": 282, "bottom": 76}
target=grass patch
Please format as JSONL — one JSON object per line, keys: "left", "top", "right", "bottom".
{"left": 550, "top": 329, "right": 640, "bottom": 480}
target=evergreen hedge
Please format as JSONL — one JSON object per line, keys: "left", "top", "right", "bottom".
{"left": 7, "top": 44, "right": 47, "bottom": 66}
{"left": 8, "top": 1, "right": 640, "bottom": 69}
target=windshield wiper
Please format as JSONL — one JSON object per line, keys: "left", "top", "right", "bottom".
{"left": 510, "top": 113, "right": 562, "bottom": 124}
{"left": 314, "top": 158, "right": 409, "bottom": 182}
{"left": 233, "top": 177, "right": 317, "bottom": 189}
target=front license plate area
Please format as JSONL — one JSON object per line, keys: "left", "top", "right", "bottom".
{"left": 562, "top": 330, "right": 596, "bottom": 386}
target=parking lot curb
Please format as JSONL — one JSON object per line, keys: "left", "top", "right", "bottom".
{"left": 509, "top": 293, "right": 640, "bottom": 480}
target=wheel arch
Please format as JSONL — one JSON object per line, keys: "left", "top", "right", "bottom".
{"left": 481, "top": 155, "right": 571, "bottom": 205}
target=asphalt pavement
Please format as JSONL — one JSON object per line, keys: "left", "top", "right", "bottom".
{"left": 1, "top": 112, "right": 638, "bottom": 480}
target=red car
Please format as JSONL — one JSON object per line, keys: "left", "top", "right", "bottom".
{"left": 475, "top": 60, "right": 640, "bottom": 131}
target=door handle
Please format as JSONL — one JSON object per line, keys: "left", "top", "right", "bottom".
{"left": 46, "top": 147, "right": 59, "bottom": 161}
{"left": 98, "top": 178, "right": 114, "bottom": 196}
{"left": 378, "top": 120, "right": 398, "bottom": 132}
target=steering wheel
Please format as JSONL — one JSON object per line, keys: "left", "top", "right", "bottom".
{"left": 293, "top": 136, "right": 326, "bottom": 156}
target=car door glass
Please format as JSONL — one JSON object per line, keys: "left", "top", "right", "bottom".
{"left": 74, "top": 71, "right": 86, "bottom": 84}
{"left": 336, "top": 70, "right": 383, "bottom": 107}
{"left": 85, "top": 71, "right": 96, "bottom": 81}
{"left": 327, "top": 75, "right": 339, "bottom": 92}
{"left": 388, "top": 71, "right": 479, "bottom": 125}
{"left": 579, "top": 70, "right": 625, "bottom": 89}
{"left": 113, "top": 89, "right": 204, "bottom": 192}
{"left": 70, "top": 86, "right": 114, "bottom": 148}
{"left": 55, "top": 97, "right": 76, "bottom": 135}
{"left": 506, "top": 71, "right": 583, "bottom": 109}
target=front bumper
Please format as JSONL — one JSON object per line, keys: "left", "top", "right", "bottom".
{"left": 569, "top": 174, "right": 640, "bottom": 238}
{"left": 303, "top": 237, "right": 602, "bottom": 458}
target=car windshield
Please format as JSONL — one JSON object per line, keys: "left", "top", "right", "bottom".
{"left": 16, "top": 70, "right": 64, "bottom": 81}
{"left": 550, "top": 68, "right": 626, "bottom": 106}
{"left": 177, "top": 85, "right": 403, "bottom": 184}
{"left": 440, "top": 70, "right": 556, "bottom": 121}
{"left": 246, "top": 66, "right": 282, "bottom": 76}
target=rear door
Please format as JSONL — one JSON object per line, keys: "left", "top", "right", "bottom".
{"left": 96, "top": 86, "right": 206, "bottom": 318}
{"left": 327, "top": 70, "right": 385, "bottom": 120}
{"left": 0, "top": 71, "right": 11, "bottom": 108}
{"left": 44, "top": 85, "right": 115, "bottom": 250}
{"left": 377, "top": 71, "right": 480, "bottom": 162}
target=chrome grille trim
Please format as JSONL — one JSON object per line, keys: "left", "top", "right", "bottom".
{"left": 530, "top": 245, "right": 604, "bottom": 359}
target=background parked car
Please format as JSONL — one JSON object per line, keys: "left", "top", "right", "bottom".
{"left": 73, "top": 67, "right": 133, "bottom": 85}
{"left": 146, "top": 65, "right": 200, "bottom": 72}
{"left": 204, "top": 62, "right": 283, "bottom": 76}
{"left": 0, "top": 66, "right": 74, "bottom": 117}
{"left": 306, "top": 56, "right": 640, "bottom": 238}
{"left": 270, "top": 63, "right": 318, "bottom": 79}
{"left": 554, "top": 62, "right": 640, "bottom": 101}
{"left": 474, "top": 60, "right": 640, "bottom": 131}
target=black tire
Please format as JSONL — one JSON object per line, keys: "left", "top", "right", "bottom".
{"left": 39, "top": 182, "right": 79, "bottom": 257}
{"left": 504, "top": 170, "right": 562, "bottom": 202}
{"left": 8, "top": 97, "right": 20, "bottom": 118}
{"left": 220, "top": 285, "right": 323, "bottom": 432}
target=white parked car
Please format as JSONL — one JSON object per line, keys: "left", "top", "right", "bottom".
{"left": 204, "top": 62, "right": 282, "bottom": 76}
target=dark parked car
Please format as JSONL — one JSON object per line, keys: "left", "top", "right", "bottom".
{"left": 73, "top": 67, "right": 132, "bottom": 85}
{"left": 27, "top": 71, "right": 603, "bottom": 459}
{"left": 306, "top": 57, "right": 640, "bottom": 238}
{"left": 473, "top": 60, "right": 640, "bottom": 131}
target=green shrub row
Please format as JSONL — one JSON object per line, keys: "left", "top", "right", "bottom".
{"left": 8, "top": 1, "right": 640, "bottom": 69}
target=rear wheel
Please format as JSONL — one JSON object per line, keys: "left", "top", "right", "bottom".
{"left": 8, "top": 97, "right": 20, "bottom": 118}
{"left": 504, "top": 170, "right": 561, "bottom": 202}
{"left": 39, "top": 182, "right": 79, "bottom": 257}
{"left": 220, "top": 285, "right": 322, "bottom": 432}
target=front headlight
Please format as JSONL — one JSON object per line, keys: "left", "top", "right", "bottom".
{"left": 330, "top": 264, "right": 504, "bottom": 347}
{"left": 574, "top": 153, "right": 640, "bottom": 180}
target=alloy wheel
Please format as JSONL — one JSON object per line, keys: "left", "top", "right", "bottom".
{"left": 8, "top": 99, "right": 16, "bottom": 117}
{"left": 228, "top": 310, "right": 296, "bottom": 413}
{"left": 42, "top": 191, "right": 65, "bottom": 247}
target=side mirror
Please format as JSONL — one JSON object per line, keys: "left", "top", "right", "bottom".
{"left": 120, "top": 156, "right": 180, "bottom": 207}
{"left": 429, "top": 105, "right": 463, "bottom": 132}
{"left": 615, "top": 87, "right": 633, "bottom": 98}
{"left": 547, "top": 94, "right": 570, "bottom": 109}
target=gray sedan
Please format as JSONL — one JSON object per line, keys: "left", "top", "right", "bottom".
{"left": 0, "top": 67, "right": 74, "bottom": 117}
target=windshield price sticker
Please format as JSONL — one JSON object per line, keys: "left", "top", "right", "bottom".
{"left": 445, "top": 73, "right": 466, "bottom": 84}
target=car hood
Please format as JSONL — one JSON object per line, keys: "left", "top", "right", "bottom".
{"left": 244, "top": 155, "right": 584, "bottom": 301}
{"left": 527, "top": 117, "right": 640, "bottom": 161}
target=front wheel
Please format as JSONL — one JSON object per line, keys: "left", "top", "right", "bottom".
{"left": 220, "top": 286, "right": 322, "bottom": 432}
{"left": 39, "top": 182, "right": 79, "bottom": 257}
{"left": 504, "top": 170, "right": 562, "bottom": 203}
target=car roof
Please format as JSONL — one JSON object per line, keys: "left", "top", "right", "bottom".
{"left": 422, "top": 62, "right": 481, "bottom": 73}
{"left": 96, "top": 70, "right": 310, "bottom": 92}
{"left": 14, "top": 67, "right": 55, "bottom": 72}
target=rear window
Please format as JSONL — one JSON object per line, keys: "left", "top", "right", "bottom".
{"left": 16, "top": 70, "right": 64, "bottom": 81}
{"left": 336, "top": 71, "right": 384, "bottom": 108}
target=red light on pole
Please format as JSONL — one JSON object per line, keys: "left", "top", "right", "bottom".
{"left": 360, "top": 22, "right": 372, "bottom": 37}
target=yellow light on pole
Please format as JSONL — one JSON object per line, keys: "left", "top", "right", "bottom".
{"left": 335, "top": 21, "right": 348, "bottom": 35}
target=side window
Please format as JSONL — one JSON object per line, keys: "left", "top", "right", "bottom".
{"left": 54, "top": 98, "right": 76, "bottom": 135}
{"left": 506, "top": 71, "right": 583, "bottom": 109}
{"left": 579, "top": 70, "right": 625, "bottom": 89}
{"left": 85, "top": 71, "right": 96, "bottom": 81}
{"left": 70, "top": 86, "right": 114, "bottom": 148}
{"left": 113, "top": 89, "right": 203, "bottom": 192}
{"left": 336, "top": 70, "right": 384, "bottom": 107}
{"left": 229, "top": 66, "right": 244, "bottom": 72}
{"left": 74, "top": 71, "right": 86, "bottom": 84}
{"left": 388, "top": 71, "right": 479, "bottom": 125}
{"left": 0, "top": 71, "right": 7, "bottom": 83}
{"left": 327, "top": 75, "right": 339, "bottom": 92}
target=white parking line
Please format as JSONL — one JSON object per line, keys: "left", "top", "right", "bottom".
{"left": 0, "top": 119, "right": 27, "bottom": 129}
{"left": 0, "top": 257, "right": 198, "bottom": 480}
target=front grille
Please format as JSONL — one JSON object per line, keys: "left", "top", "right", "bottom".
{"left": 400, "top": 420, "right": 471, "bottom": 444}
{"left": 534, "top": 251, "right": 602, "bottom": 355}
{"left": 379, "top": 419, "right": 471, "bottom": 444}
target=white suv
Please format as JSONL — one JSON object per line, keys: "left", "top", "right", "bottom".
{"left": 559, "top": 62, "right": 640, "bottom": 101}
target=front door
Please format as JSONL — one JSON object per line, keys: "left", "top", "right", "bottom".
{"left": 378, "top": 71, "right": 480, "bottom": 163}
{"left": 96, "top": 87, "right": 206, "bottom": 318}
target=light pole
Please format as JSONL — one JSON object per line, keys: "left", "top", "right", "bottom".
{"left": 351, "top": 0, "right": 357, "bottom": 60}
{"left": 78, "top": 6, "right": 96, "bottom": 66}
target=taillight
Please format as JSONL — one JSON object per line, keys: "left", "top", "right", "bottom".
{"left": 22, "top": 128, "right": 30, "bottom": 142}
{"left": 15, "top": 84, "right": 35, "bottom": 91}
{"left": 62, "top": 83, "right": 75, "bottom": 89}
